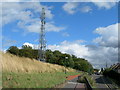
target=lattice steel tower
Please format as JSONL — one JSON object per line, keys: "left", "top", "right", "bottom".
{"left": 38, "top": 7, "right": 46, "bottom": 61}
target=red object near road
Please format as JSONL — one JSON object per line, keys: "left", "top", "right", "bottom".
{"left": 66, "top": 74, "right": 80, "bottom": 80}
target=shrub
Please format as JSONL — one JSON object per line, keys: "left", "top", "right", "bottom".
{"left": 103, "top": 68, "right": 120, "bottom": 85}
{"left": 78, "top": 73, "right": 95, "bottom": 87}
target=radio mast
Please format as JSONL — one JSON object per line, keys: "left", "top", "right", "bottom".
{"left": 38, "top": 7, "right": 46, "bottom": 62}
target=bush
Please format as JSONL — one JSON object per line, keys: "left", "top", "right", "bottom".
{"left": 103, "top": 68, "right": 120, "bottom": 85}
{"left": 78, "top": 73, "right": 95, "bottom": 87}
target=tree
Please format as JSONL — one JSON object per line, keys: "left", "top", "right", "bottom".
{"left": 19, "top": 45, "right": 33, "bottom": 59}
{"left": 73, "top": 58, "right": 93, "bottom": 73}
{"left": 46, "top": 50, "right": 58, "bottom": 63}
{"left": 58, "top": 54, "right": 74, "bottom": 68}
{"left": 53, "top": 50, "right": 62, "bottom": 64}
{"left": 32, "top": 50, "right": 38, "bottom": 59}
{"left": 7, "top": 46, "right": 19, "bottom": 55}
{"left": 22, "top": 45, "right": 32, "bottom": 50}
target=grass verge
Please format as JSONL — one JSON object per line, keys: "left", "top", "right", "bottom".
{"left": 78, "top": 73, "right": 96, "bottom": 88}
{"left": 3, "top": 71, "right": 80, "bottom": 88}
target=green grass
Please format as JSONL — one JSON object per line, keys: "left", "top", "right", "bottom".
{"left": 3, "top": 71, "right": 80, "bottom": 88}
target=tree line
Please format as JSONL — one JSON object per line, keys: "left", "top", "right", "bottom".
{"left": 7, "top": 45, "right": 94, "bottom": 74}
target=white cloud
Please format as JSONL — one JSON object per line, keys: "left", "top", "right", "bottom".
{"left": 62, "top": 2, "right": 79, "bottom": 14}
{"left": 23, "top": 42, "right": 39, "bottom": 49}
{"left": 80, "top": 6, "right": 92, "bottom": 13}
{"left": 1, "top": 3, "right": 49, "bottom": 26}
{"left": 90, "top": 0, "right": 116, "bottom": 9}
{"left": 2, "top": 2, "right": 53, "bottom": 22}
{"left": 2, "top": 2, "right": 65, "bottom": 33}
{"left": 17, "top": 21, "right": 66, "bottom": 33}
{"left": 45, "top": 22, "right": 66, "bottom": 32}
{"left": 23, "top": 42, "right": 34, "bottom": 48}
{"left": 93, "top": 23, "right": 118, "bottom": 47}
{"left": 62, "top": 1, "right": 116, "bottom": 14}
{"left": 85, "top": 45, "right": 118, "bottom": 69}
{"left": 48, "top": 40, "right": 89, "bottom": 58}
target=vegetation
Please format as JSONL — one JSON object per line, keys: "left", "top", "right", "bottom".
{"left": 7, "top": 46, "right": 19, "bottom": 56}
{"left": 103, "top": 68, "right": 120, "bottom": 86}
{"left": 2, "top": 51, "right": 80, "bottom": 88}
{"left": 2, "top": 52, "right": 75, "bottom": 73}
{"left": 3, "top": 71, "right": 80, "bottom": 88}
{"left": 7, "top": 45, "right": 94, "bottom": 74}
{"left": 78, "top": 73, "right": 96, "bottom": 87}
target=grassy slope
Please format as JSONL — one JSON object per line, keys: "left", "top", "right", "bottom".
{"left": 3, "top": 72, "right": 80, "bottom": 88}
{"left": 1, "top": 52, "right": 80, "bottom": 88}
{"left": 2, "top": 52, "right": 75, "bottom": 73}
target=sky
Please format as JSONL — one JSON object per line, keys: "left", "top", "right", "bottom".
{"left": 1, "top": 1, "right": 119, "bottom": 69}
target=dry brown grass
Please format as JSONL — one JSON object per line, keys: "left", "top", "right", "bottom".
{"left": 1, "top": 52, "right": 75, "bottom": 73}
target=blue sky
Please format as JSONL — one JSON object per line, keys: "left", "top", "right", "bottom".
{"left": 1, "top": 2, "right": 119, "bottom": 68}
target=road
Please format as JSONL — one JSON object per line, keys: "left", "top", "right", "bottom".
{"left": 92, "top": 75, "right": 116, "bottom": 90}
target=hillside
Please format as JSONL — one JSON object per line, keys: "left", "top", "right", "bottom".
{"left": 2, "top": 52, "right": 75, "bottom": 73}
{"left": 1, "top": 52, "right": 81, "bottom": 88}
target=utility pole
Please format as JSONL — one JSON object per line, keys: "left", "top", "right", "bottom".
{"left": 38, "top": 7, "right": 46, "bottom": 62}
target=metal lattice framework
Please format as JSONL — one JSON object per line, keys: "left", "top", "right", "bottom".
{"left": 38, "top": 7, "right": 46, "bottom": 61}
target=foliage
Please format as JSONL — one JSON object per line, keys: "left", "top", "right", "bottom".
{"left": 22, "top": 45, "right": 32, "bottom": 49}
{"left": 73, "top": 58, "right": 94, "bottom": 74}
{"left": 103, "top": 68, "right": 120, "bottom": 85}
{"left": 7, "top": 45, "right": 94, "bottom": 73}
{"left": 78, "top": 73, "right": 95, "bottom": 87}
{"left": 7, "top": 46, "right": 19, "bottom": 56}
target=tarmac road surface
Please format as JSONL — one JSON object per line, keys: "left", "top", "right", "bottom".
{"left": 92, "top": 75, "right": 116, "bottom": 90}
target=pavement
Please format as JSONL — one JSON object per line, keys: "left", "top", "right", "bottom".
{"left": 62, "top": 76, "right": 86, "bottom": 89}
